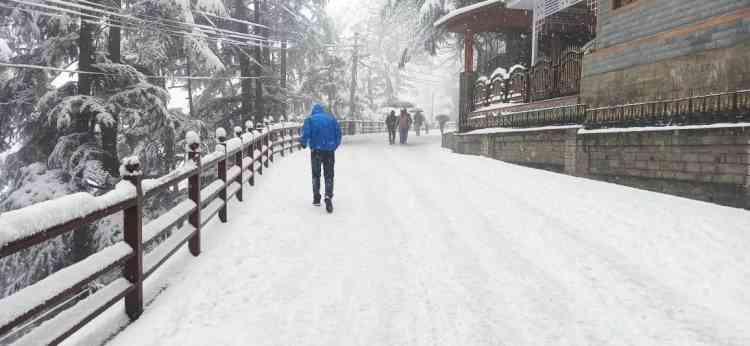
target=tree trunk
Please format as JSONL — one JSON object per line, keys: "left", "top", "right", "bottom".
{"left": 280, "top": 40, "right": 287, "bottom": 120}
{"left": 102, "top": 0, "right": 121, "bottom": 177}
{"left": 236, "top": 0, "right": 253, "bottom": 123}
{"left": 77, "top": 8, "right": 94, "bottom": 133}
{"left": 253, "top": 0, "right": 264, "bottom": 125}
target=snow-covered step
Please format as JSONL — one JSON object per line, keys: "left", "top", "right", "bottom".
{"left": 200, "top": 180, "right": 225, "bottom": 206}
{"left": 142, "top": 200, "right": 197, "bottom": 245}
{"left": 0, "top": 242, "right": 132, "bottom": 336}
{"left": 227, "top": 166, "right": 242, "bottom": 183}
{"left": 12, "top": 278, "right": 132, "bottom": 346}
{"left": 143, "top": 223, "right": 197, "bottom": 279}
{"left": 226, "top": 182, "right": 242, "bottom": 200}
{"left": 242, "top": 157, "right": 254, "bottom": 171}
{"left": 201, "top": 199, "right": 225, "bottom": 228}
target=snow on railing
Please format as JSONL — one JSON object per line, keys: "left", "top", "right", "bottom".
{"left": 0, "top": 124, "right": 305, "bottom": 345}
{"left": 0, "top": 120, "right": 389, "bottom": 344}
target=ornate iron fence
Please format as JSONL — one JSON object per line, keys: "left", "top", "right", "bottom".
{"left": 465, "top": 104, "right": 587, "bottom": 131}
{"left": 463, "top": 90, "right": 750, "bottom": 132}
{"left": 585, "top": 90, "right": 750, "bottom": 129}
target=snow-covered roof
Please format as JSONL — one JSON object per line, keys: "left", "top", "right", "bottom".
{"left": 507, "top": 0, "right": 535, "bottom": 10}
{"left": 508, "top": 64, "right": 526, "bottom": 74}
{"left": 434, "top": 0, "right": 505, "bottom": 28}
{"left": 490, "top": 67, "right": 509, "bottom": 80}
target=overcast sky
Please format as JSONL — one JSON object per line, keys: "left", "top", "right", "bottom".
{"left": 326, "top": 0, "right": 384, "bottom": 36}
{"left": 325, "top": 0, "right": 460, "bottom": 118}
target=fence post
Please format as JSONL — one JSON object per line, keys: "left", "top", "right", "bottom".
{"left": 270, "top": 129, "right": 275, "bottom": 163}
{"left": 245, "top": 123, "right": 255, "bottom": 186}
{"left": 257, "top": 129, "right": 264, "bottom": 176}
{"left": 263, "top": 127, "right": 271, "bottom": 168}
{"left": 288, "top": 128, "right": 294, "bottom": 153}
{"left": 280, "top": 127, "right": 286, "bottom": 157}
{"left": 187, "top": 132, "right": 202, "bottom": 256}
{"left": 122, "top": 157, "right": 144, "bottom": 320}
{"left": 234, "top": 127, "right": 244, "bottom": 201}
{"left": 217, "top": 128, "right": 228, "bottom": 223}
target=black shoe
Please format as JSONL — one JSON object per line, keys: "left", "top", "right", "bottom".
{"left": 313, "top": 196, "right": 321, "bottom": 206}
{"left": 324, "top": 198, "right": 333, "bottom": 213}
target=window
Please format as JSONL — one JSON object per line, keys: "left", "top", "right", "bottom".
{"left": 613, "top": 0, "right": 637, "bottom": 10}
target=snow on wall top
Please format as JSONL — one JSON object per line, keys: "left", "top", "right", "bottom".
{"left": 578, "top": 122, "right": 750, "bottom": 135}
{"left": 434, "top": 0, "right": 506, "bottom": 28}
{"left": 0, "top": 182, "right": 137, "bottom": 250}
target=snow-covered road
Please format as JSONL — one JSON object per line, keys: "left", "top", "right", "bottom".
{"left": 105, "top": 133, "right": 750, "bottom": 346}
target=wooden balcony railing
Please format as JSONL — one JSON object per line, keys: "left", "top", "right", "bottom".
{"left": 472, "top": 48, "right": 584, "bottom": 110}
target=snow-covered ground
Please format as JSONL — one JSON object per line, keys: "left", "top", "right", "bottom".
{"left": 96, "top": 133, "right": 749, "bottom": 346}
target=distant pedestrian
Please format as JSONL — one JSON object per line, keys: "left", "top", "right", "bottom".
{"left": 414, "top": 111, "right": 424, "bottom": 136}
{"left": 299, "top": 103, "right": 342, "bottom": 213}
{"left": 437, "top": 115, "right": 450, "bottom": 135}
{"left": 398, "top": 109, "right": 412, "bottom": 144}
{"left": 385, "top": 110, "right": 398, "bottom": 145}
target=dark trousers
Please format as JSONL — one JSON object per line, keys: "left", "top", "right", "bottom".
{"left": 311, "top": 150, "right": 335, "bottom": 199}
{"left": 399, "top": 128, "right": 409, "bottom": 144}
{"left": 388, "top": 127, "right": 397, "bottom": 144}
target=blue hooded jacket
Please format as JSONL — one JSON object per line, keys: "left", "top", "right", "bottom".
{"left": 299, "top": 104, "right": 342, "bottom": 151}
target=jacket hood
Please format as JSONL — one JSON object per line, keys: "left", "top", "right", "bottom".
{"left": 311, "top": 104, "right": 326, "bottom": 116}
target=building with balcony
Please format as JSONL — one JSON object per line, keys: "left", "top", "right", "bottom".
{"left": 437, "top": 0, "right": 750, "bottom": 132}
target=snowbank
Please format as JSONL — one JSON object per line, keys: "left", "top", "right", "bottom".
{"left": 579, "top": 122, "right": 750, "bottom": 134}
{"left": 463, "top": 124, "right": 582, "bottom": 135}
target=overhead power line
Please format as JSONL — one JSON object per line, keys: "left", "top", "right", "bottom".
{"left": 0, "top": 62, "right": 278, "bottom": 80}
{"left": 6, "top": 0, "right": 286, "bottom": 47}
{"left": 0, "top": 3, "right": 274, "bottom": 50}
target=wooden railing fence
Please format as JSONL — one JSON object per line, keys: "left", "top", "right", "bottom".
{"left": 0, "top": 120, "right": 386, "bottom": 345}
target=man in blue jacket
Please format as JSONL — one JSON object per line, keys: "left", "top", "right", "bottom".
{"left": 299, "top": 104, "right": 342, "bottom": 213}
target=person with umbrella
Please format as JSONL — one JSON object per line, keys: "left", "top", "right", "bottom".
{"left": 398, "top": 108, "right": 413, "bottom": 144}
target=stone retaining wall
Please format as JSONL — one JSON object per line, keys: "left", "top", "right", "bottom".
{"left": 443, "top": 125, "right": 750, "bottom": 209}
{"left": 581, "top": 0, "right": 750, "bottom": 106}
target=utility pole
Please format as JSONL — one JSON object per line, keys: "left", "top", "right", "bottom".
{"left": 280, "top": 40, "right": 288, "bottom": 120}
{"left": 253, "top": 0, "right": 264, "bottom": 126}
{"left": 186, "top": 55, "right": 195, "bottom": 119}
{"left": 349, "top": 33, "right": 359, "bottom": 119}
{"left": 327, "top": 49, "right": 335, "bottom": 109}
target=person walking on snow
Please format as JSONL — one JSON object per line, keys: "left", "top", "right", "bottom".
{"left": 385, "top": 110, "right": 398, "bottom": 145}
{"left": 413, "top": 111, "right": 424, "bottom": 136}
{"left": 398, "top": 109, "right": 412, "bottom": 144}
{"left": 299, "top": 103, "right": 342, "bottom": 213}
